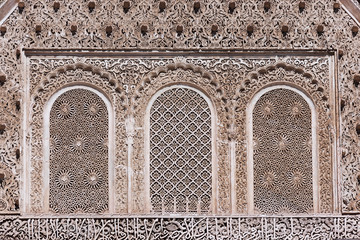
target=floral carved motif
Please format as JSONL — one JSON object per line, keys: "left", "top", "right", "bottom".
{"left": 26, "top": 56, "right": 333, "bottom": 215}
{"left": 234, "top": 62, "right": 333, "bottom": 213}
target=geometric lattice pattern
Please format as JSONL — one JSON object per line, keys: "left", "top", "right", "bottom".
{"left": 49, "top": 89, "right": 108, "bottom": 213}
{"left": 150, "top": 87, "right": 212, "bottom": 213}
{"left": 253, "top": 88, "right": 313, "bottom": 214}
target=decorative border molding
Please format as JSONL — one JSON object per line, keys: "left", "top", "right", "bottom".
{"left": 0, "top": 0, "right": 18, "bottom": 25}
{"left": 340, "top": 0, "right": 360, "bottom": 26}
{"left": 0, "top": 216, "right": 359, "bottom": 239}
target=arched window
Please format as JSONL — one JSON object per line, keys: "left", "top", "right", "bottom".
{"left": 48, "top": 88, "right": 109, "bottom": 213}
{"left": 148, "top": 86, "right": 213, "bottom": 214}
{"left": 248, "top": 86, "right": 317, "bottom": 214}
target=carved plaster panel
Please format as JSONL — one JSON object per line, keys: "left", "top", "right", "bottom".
{"left": 252, "top": 88, "right": 314, "bottom": 214}
{"left": 49, "top": 88, "right": 109, "bottom": 214}
{"left": 25, "top": 55, "right": 335, "bottom": 215}
{"left": 149, "top": 87, "right": 213, "bottom": 214}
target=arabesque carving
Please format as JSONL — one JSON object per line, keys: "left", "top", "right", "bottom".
{"left": 252, "top": 88, "right": 313, "bottom": 214}
{"left": 26, "top": 56, "right": 334, "bottom": 216}
{"left": 234, "top": 62, "right": 333, "bottom": 213}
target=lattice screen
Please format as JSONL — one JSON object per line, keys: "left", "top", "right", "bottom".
{"left": 253, "top": 88, "right": 313, "bottom": 214}
{"left": 150, "top": 87, "right": 212, "bottom": 213}
{"left": 49, "top": 89, "right": 109, "bottom": 213}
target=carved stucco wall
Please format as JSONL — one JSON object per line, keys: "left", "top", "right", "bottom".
{"left": 25, "top": 56, "right": 334, "bottom": 216}
{"left": 236, "top": 59, "right": 335, "bottom": 214}
{"left": 28, "top": 64, "right": 128, "bottom": 213}
{"left": 0, "top": 0, "right": 358, "bottom": 217}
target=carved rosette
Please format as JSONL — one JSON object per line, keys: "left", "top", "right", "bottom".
{"left": 49, "top": 88, "right": 109, "bottom": 213}
{"left": 253, "top": 88, "right": 313, "bottom": 214}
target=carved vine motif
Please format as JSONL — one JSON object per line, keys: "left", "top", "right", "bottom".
{"left": 27, "top": 57, "right": 332, "bottom": 215}
{"left": 1, "top": 0, "right": 353, "bottom": 50}
{"left": 0, "top": 89, "right": 20, "bottom": 213}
